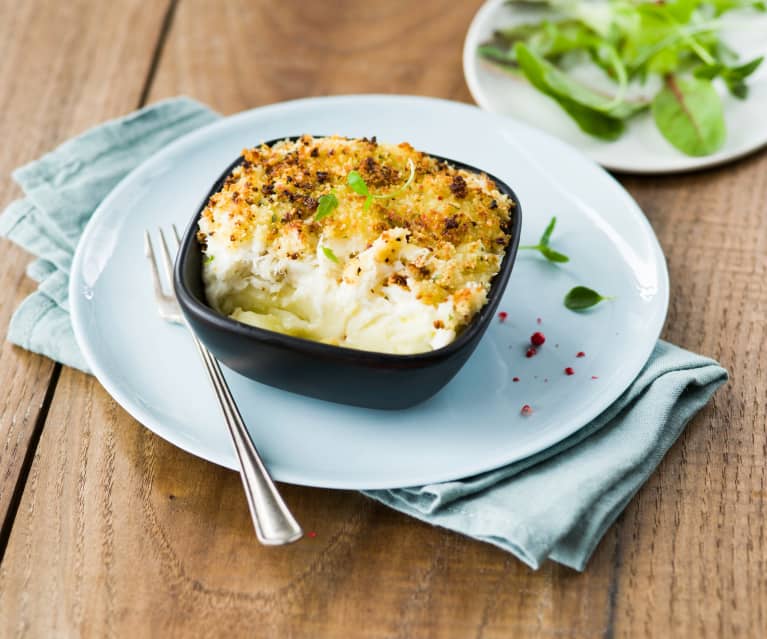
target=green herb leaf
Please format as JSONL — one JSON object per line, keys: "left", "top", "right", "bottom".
{"left": 373, "top": 159, "right": 416, "bottom": 200}
{"left": 723, "top": 55, "right": 764, "bottom": 98}
{"left": 347, "top": 171, "right": 369, "bottom": 196}
{"left": 652, "top": 75, "right": 726, "bottom": 156}
{"left": 564, "top": 286, "right": 611, "bottom": 311}
{"left": 513, "top": 43, "right": 629, "bottom": 140}
{"left": 204, "top": 254, "right": 215, "bottom": 264}
{"left": 322, "top": 246, "right": 339, "bottom": 263}
{"left": 693, "top": 63, "right": 725, "bottom": 80}
{"left": 477, "top": 1, "right": 761, "bottom": 156}
{"left": 348, "top": 159, "right": 415, "bottom": 211}
{"left": 314, "top": 192, "right": 339, "bottom": 221}
{"left": 516, "top": 43, "right": 644, "bottom": 119}
{"left": 539, "top": 215, "right": 557, "bottom": 247}
{"left": 711, "top": 0, "right": 766, "bottom": 15}
{"left": 694, "top": 55, "right": 764, "bottom": 99}
{"left": 477, "top": 43, "right": 518, "bottom": 67}
{"left": 540, "top": 246, "right": 570, "bottom": 263}
{"left": 519, "top": 216, "right": 570, "bottom": 262}
{"left": 728, "top": 55, "right": 764, "bottom": 80}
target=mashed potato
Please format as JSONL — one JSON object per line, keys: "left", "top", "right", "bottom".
{"left": 197, "top": 135, "right": 514, "bottom": 354}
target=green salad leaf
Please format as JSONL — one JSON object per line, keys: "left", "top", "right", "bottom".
{"left": 478, "top": 0, "right": 762, "bottom": 155}
{"left": 652, "top": 75, "right": 726, "bottom": 155}
{"left": 514, "top": 43, "right": 628, "bottom": 140}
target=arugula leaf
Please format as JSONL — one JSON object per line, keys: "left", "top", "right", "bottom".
{"left": 314, "top": 192, "right": 339, "bottom": 221}
{"left": 564, "top": 286, "right": 611, "bottom": 310}
{"left": 652, "top": 75, "right": 726, "bottom": 155}
{"left": 322, "top": 246, "right": 339, "bottom": 263}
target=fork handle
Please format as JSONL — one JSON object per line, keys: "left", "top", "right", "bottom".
{"left": 190, "top": 335, "right": 303, "bottom": 545}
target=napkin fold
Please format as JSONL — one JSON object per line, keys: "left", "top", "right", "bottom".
{"left": 0, "top": 97, "right": 727, "bottom": 571}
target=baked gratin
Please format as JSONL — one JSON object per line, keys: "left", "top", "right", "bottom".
{"left": 197, "top": 135, "right": 515, "bottom": 355}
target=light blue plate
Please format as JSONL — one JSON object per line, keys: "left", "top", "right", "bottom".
{"left": 70, "top": 95, "right": 668, "bottom": 489}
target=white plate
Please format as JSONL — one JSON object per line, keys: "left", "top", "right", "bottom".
{"left": 70, "top": 95, "right": 668, "bottom": 489}
{"left": 463, "top": 0, "right": 767, "bottom": 174}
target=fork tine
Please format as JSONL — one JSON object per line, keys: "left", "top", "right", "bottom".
{"left": 158, "top": 227, "right": 175, "bottom": 286}
{"left": 172, "top": 224, "right": 182, "bottom": 249}
{"left": 144, "top": 230, "right": 167, "bottom": 300}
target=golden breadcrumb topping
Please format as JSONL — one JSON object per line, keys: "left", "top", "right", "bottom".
{"left": 198, "top": 135, "right": 514, "bottom": 314}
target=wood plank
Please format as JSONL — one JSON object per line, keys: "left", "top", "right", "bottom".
{"left": 147, "top": 0, "right": 479, "bottom": 109}
{"left": 0, "top": 367, "right": 622, "bottom": 638}
{"left": 610, "top": 158, "right": 767, "bottom": 638}
{"left": 1, "top": 0, "right": 766, "bottom": 637}
{"left": 0, "top": 0, "right": 173, "bottom": 545}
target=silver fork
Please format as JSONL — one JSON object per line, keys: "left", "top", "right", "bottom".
{"left": 145, "top": 226, "right": 303, "bottom": 545}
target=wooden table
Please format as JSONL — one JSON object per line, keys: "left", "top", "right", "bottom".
{"left": 0, "top": 1, "right": 764, "bottom": 637}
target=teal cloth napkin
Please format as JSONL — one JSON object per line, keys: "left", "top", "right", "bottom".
{"left": 0, "top": 97, "right": 727, "bottom": 571}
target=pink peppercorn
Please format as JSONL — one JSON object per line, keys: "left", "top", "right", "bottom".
{"left": 530, "top": 332, "right": 546, "bottom": 346}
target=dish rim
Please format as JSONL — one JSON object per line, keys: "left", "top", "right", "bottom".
{"left": 174, "top": 135, "right": 523, "bottom": 364}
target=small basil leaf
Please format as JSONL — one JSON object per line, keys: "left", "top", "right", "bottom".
{"left": 347, "top": 171, "right": 369, "bottom": 196}
{"left": 564, "top": 286, "right": 609, "bottom": 310}
{"left": 314, "top": 192, "right": 339, "bottom": 221}
{"left": 652, "top": 76, "right": 726, "bottom": 156}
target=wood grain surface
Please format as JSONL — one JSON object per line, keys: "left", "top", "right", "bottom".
{"left": 0, "top": 1, "right": 765, "bottom": 637}
{"left": 0, "top": 0, "right": 171, "bottom": 552}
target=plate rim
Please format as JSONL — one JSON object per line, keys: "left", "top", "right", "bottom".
{"left": 69, "top": 93, "right": 670, "bottom": 489}
{"left": 462, "top": 0, "right": 767, "bottom": 175}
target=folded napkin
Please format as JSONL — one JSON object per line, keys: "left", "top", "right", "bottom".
{"left": 0, "top": 97, "right": 727, "bottom": 570}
